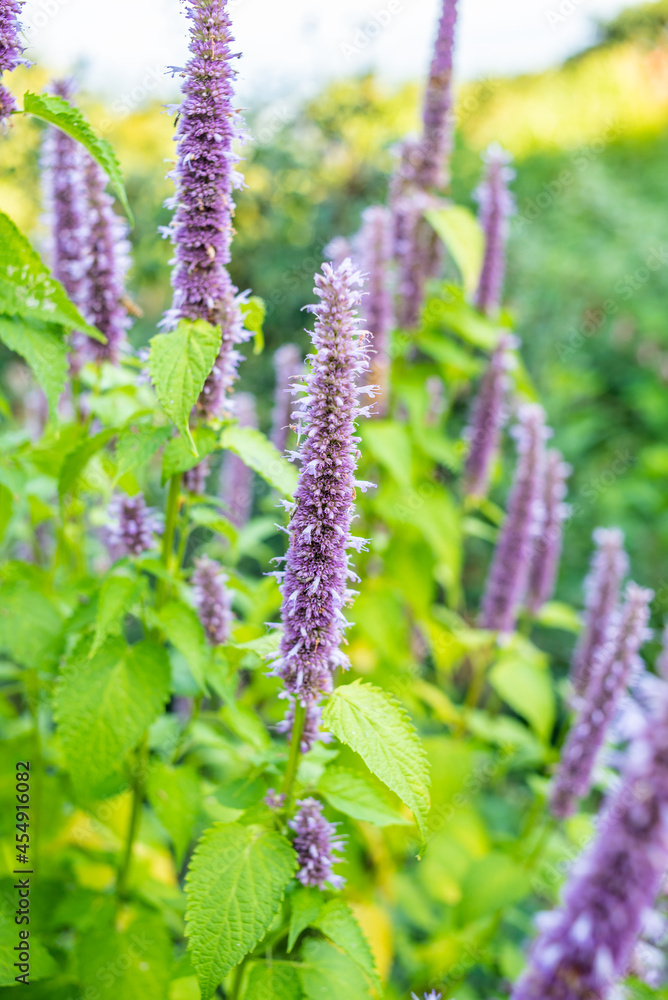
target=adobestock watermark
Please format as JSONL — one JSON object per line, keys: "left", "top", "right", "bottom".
{"left": 340, "top": 1, "right": 404, "bottom": 63}
{"left": 20, "top": 0, "right": 72, "bottom": 41}
{"left": 99, "top": 65, "right": 169, "bottom": 133}
{"left": 545, "top": 0, "right": 588, "bottom": 30}
{"left": 514, "top": 120, "right": 622, "bottom": 230}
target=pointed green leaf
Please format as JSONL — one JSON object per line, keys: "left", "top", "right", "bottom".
{"left": 288, "top": 888, "right": 324, "bottom": 953}
{"left": 323, "top": 680, "right": 431, "bottom": 839}
{"left": 0, "top": 211, "right": 104, "bottom": 340}
{"left": 185, "top": 822, "right": 297, "bottom": 999}
{"left": 158, "top": 599, "right": 209, "bottom": 689}
{"left": 219, "top": 425, "right": 297, "bottom": 497}
{"left": 58, "top": 428, "right": 116, "bottom": 498}
{"left": 91, "top": 575, "right": 138, "bottom": 655}
{"left": 313, "top": 899, "right": 380, "bottom": 990}
{"left": 149, "top": 320, "right": 222, "bottom": 455}
{"left": 244, "top": 962, "right": 302, "bottom": 999}
{"left": 299, "top": 939, "right": 371, "bottom": 1000}
{"left": 318, "top": 766, "right": 411, "bottom": 828}
{"left": 0, "top": 580, "right": 63, "bottom": 668}
{"left": 23, "top": 91, "right": 133, "bottom": 223}
{"left": 241, "top": 296, "right": 266, "bottom": 355}
{"left": 0, "top": 483, "right": 12, "bottom": 544}
{"left": 424, "top": 205, "right": 484, "bottom": 296}
{"left": 0, "top": 316, "right": 67, "bottom": 415}
{"left": 147, "top": 761, "right": 201, "bottom": 866}
{"left": 54, "top": 637, "right": 171, "bottom": 791}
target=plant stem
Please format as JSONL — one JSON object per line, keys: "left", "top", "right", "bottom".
{"left": 229, "top": 958, "right": 247, "bottom": 1000}
{"left": 117, "top": 736, "right": 148, "bottom": 899}
{"left": 156, "top": 473, "right": 182, "bottom": 611}
{"left": 281, "top": 700, "right": 306, "bottom": 812}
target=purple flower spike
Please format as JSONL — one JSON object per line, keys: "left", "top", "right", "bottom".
{"left": 271, "top": 343, "right": 303, "bottom": 452}
{"left": 527, "top": 450, "right": 571, "bottom": 615}
{"left": 393, "top": 189, "right": 434, "bottom": 329}
{"left": 192, "top": 554, "right": 232, "bottom": 646}
{"left": 72, "top": 157, "right": 132, "bottom": 366}
{"left": 411, "top": 993, "right": 442, "bottom": 1000}
{"left": 276, "top": 697, "right": 327, "bottom": 755}
{"left": 513, "top": 668, "right": 668, "bottom": 1000}
{"left": 105, "top": 493, "right": 162, "bottom": 560}
{"left": 267, "top": 260, "right": 375, "bottom": 703}
{"left": 463, "top": 333, "right": 518, "bottom": 499}
{"left": 571, "top": 527, "right": 629, "bottom": 696}
{"left": 220, "top": 391, "right": 257, "bottom": 527}
{"left": 162, "top": 0, "right": 251, "bottom": 416}
{"left": 289, "top": 797, "right": 346, "bottom": 890}
{"left": 183, "top": 456, "right": 211, "bottom": 495}
{"left": 264, "top": 788, "right": 285, "bottom": 811}
{"left": 0, "top": 0, "right": 26, "bottom": 125}
{"left": 356, "top": 206, "right": 394, "bottom": 412}
{"left": 551, "top": 581, "right": 653, "bottom": 819}
{"left": 41, "top": 80, "right": 90, "bottom": 311}
{"left": 415, "top": 0, "right": 458, "bottom": 190}
{"left": 474, "top": 143, "right": 516, "bottom": 317}
{"left": 480, "top": 403, "right": 549, "bottom": 634}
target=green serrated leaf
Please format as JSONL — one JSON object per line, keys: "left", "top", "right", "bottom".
{"left": 91, "top": 574, "right": 137, "bottom": 654}
{"left": 23, "top": 91, "right": 133, "bottom": 223}
{"left": 220, "top": 425, "right": 297, "bottom": 497}
{"left": 241, "top": 296, "right": 266, "bottom": 355}
{"left": 0, "top": 211, "right": 104, "bottom": 341}
{"left": 287, "top": 888, "right": 324, "bottom": 953}
{"left": 58, "top": 428, "right": 115, "bottom": 498}
{"left": 244, "top": 962, "right": 302, "bottom": 1000}
{"left": 0, "top": 316, "right": 67, "bottom": 415}
{"left": 185, "top": 822, "right": 297, "bottom": 999}
{"left": 115, "top": 423, "right": 172, "bottom": 481}
{"left": 158, "top": 599, "right": 209, "bottom": 689}
{"left": 299, "top": 938, "right": 371, "bottom": 1000}
{"left": 323, "top": 680, "right": 431, "bottom": 839}
{"left": 54, "top": 637, "right": 171, "bottom": 791}
{"left": 313, "top": 899, "right": 380, "bottom": 990}
{"left": 424, "top": 205, "right": 484, "bottom": 296}
{"left": 147, "top": 760, "right": 201, "bottom": 866}
{"left": 162, "top": 427, "right": 219, "bottom": 484}
{"left": 149, "top": 320, "right": 222, "bottom": 455}
{"left": 0, "top": 579, "right": 63, "bottom": 668}
{"left": 77, "top": 910, "right": 171, "bottom": 1000}
{"left": 318, "top": 766, "right": 410, "bottom": 828}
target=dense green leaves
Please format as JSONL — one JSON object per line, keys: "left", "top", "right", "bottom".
{"left": 149, "top": 319, "right": 222, "bottom": 455}
{"left": 244, "top": 963, "right": 302, "bottom": 999}
{"left": 299, "top": 938, "right": 372, "bottom": 999}
{"left": 185, "top": 823, "right": 296, "bottom": 998}
{"left": 219, "top": 425, "right": 298, "bottom": 496}
{"left": 0, "top": 579, "right": 63, "bottom": 668}
{"left": 77, "top": 909, "right": 172, "bottom": 1000}
{"left": 147, "top": 761, "right": 201, "bottom": 865}
{"left": 23, "top": 91, "right": 133, "bottom": 222}
{"left": 115, "top": 423, "right": 172, "bottom": 481}
{"left": 158, "top": 599, "right": 210, "bottom": 689}
{"left": 54, "top": 638, "right": 171, "bottom": 791}
{"left": 323, "top": 681, "right": 431, "bottom": 838}
{"left": 162, "top": 427, "right": 219, "bottom": 483}
{"left": 0, "top": 316, "right": 68, "bottom": 414}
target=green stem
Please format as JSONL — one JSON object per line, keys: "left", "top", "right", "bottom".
{"left": 281, "top": 700, "right": 306, "bottom": 812}
{"left": 117, "top": 737, "right": 148, "bottom": 899}
{"left": 155, "top": 473, "right": 182, "bottom": 611}
{"left": 229, "top": 958, "right": 247, "bottom": 1000}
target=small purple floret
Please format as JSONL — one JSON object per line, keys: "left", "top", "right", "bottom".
{"left": 105, "top": 493, "right": 162, "bottom": 560}
{"left": 289, "top": 797, "right": 345, "bottom": 890}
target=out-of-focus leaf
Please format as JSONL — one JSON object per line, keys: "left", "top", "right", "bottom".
{"left": 219, "top": 425, "right": 297, "bottom": 497}
{"left": 318, "top": 765, "right": 411, "bottom": 827}
{"left": 424, "top": 205, "right": 485, "bottom": 295}
{"left": 0, "top": 316, "right": 68, "bottom": 415}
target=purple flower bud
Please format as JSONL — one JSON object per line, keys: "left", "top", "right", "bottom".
{"left": 220, "top": 391, "right": 257, "bottom": 527}
{"left": 415, "top": 0, "right": 458, "bottom": 191}
{"left": 41, "top": 80, "right": 90, "bottom": 311}
{"left": 513, "top": 665, "right": 668, "bottom": 1000}
{"left": 268, "top": 260, "right": 374, "bottom": 703}
{"left": 264, "top": 788, "right": 285, "bottom": 811}
{"left": 183, "top": 456, "right": 211, "bottom": 495}
{"left": 276, "top": 697, "right": 328, "bottom": 755}
{"left": 551, "top": 581, "right": 653, "bottom": 819}
{"left": 356, "top": 206, "right": 394, "bottom": 412}
{"left": 0, "top": 0, "right": 26, "bottom": 125}
{"left": 474, "top": 144, "right": 516, "bottom": 317}
{"left": 192, "top": 554, "right": 232, "bottom": 646}
{"left": 480, "top": 403, "right": 549, "bottom": 633}
{"left": 105, "top": 492, "right": 162, "bottom": 560}
{"left": 72, "top": 157, "right": 132, "bottom": 366}
{"left": 271, "top": 343, "right": 303, "bottom": 452}
{"left": 161, "top": 0, "right": 251, "bottom": 416}
{"left": 571, "top": 527, "right": 629, "bottom": 696}
{"left": 463, "top": 333, "right": 517, "bottom": 499}
{"left": 289, "top": 797, "right": 345, "bottom": 890}
{"left": 527, "top": 449, "right": 571, "bottom": 615}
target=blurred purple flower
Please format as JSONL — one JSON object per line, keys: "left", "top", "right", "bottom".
{"left": 527, "top": 449, "right": 571, "bottom": 615}
{"left": 571, "top": 527, "right": 628, "bottom": 696}
{"left": 474, "top": 143, "right": 516, "bottom": 317}
{"left": 220, "top": 391, "right": 257, "bottom": 527}
{"left": 0, "top": 0, "right": 26, "bottom": 125}
{"left": 411, "top": 993, "right": 442, "bottom": 1000}
{"left": 105, "top": 492, "right": 162, "bottom": 560}
{"left": 463, "top": 333, "right": 517, "bottom": 499}
{"left": 513, "top": 658, "right": 668, "bottom": 1000}
{"left": 276, "top": 697, "right": 328, "bottom": 755}
{"left": 480, "top": 403, "right": 549, "bottom": 633}
{"left": 271, "top": 343, "right": 303, "bottom": 452}
{"left": 551, "top": 581, "right": 653, "bottom": 819}
{"left": 289, "top": 797, "right": 345, "bottom": 890}
{"left": 415, "top": 0, "right": 458, "bottom": 190}
{"left": 183, "top": 456, "right": 211, "bottom": 495}
{"left": 267, "top": 260, "right": 374, "bottom": 704}
{"left": 393, "top": 189, "right": 434, "bottom": 329}
{"left": 324, "top": 235, "right": 353, "bottom": 269}
{"left": 192, "top": 554, "right": 232, "bottom": 646}
{"left": 161, "top": 0, "right": 251, "bottom": 417}
{"left": 356, "top": 205, "right": 394, "bottom": 412}
{"left": 264, "top": 788, "right": 285, "bottom": 811}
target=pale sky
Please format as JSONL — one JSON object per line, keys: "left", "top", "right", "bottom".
{"left": 21, "top": 0, "right": 633, "bottom": 107}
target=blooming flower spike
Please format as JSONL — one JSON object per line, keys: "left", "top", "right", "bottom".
{"left": 415, "top": 0, "right": 458, "bottom": 190}
{"left": 463, "top": 333, "right": 518, "bottom": 500}
{"left": 105, "top": 493, "right": 162, "bottom": 560}
{"left": 0, "top": 0, "right": 26, "bottom": 126}
{"left": 527, "top": 449, "right": 571, "bottom": 615}
{"left": 289, "top": 797, "right": 346, "bottom": 890}
{"left": 474, "top": 143, "right": 516, "bottom": 318}
{"left": 356, "top": 205, "right": 394, "bottom": 412}
{"left": 192, "top": 554, "right": 233, "bottom": 646}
